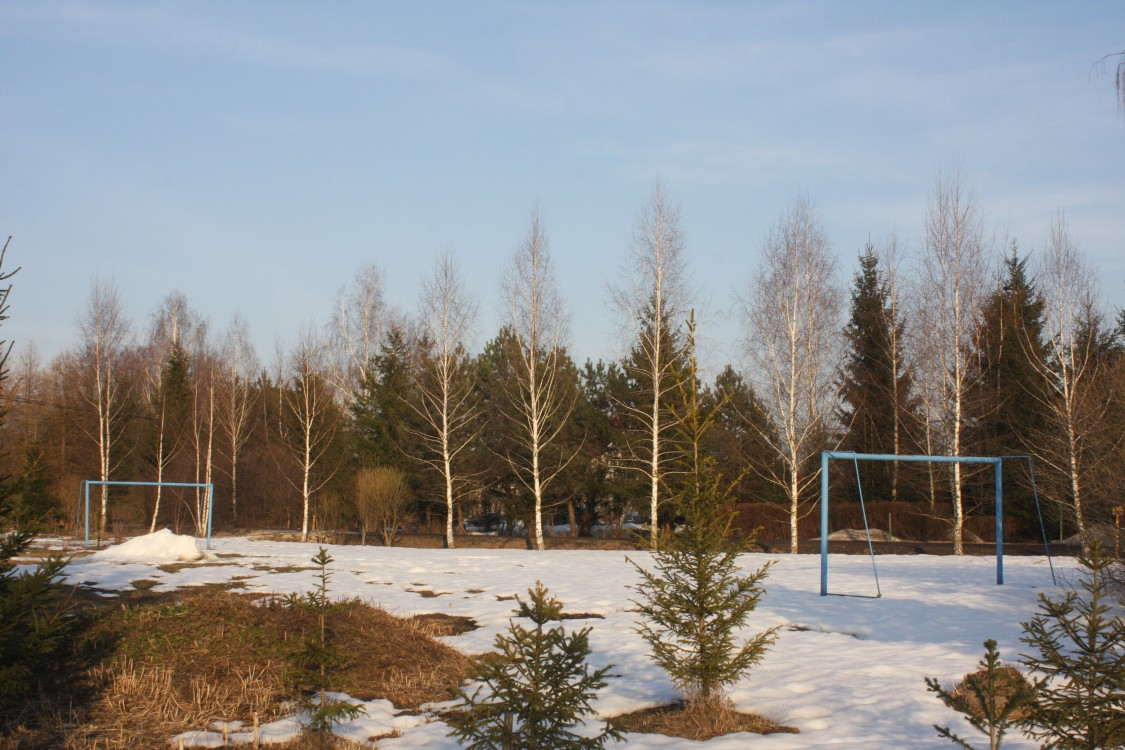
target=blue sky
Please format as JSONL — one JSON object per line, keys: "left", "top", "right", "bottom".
{"left": 2, "top": 1, "right": 1123, "bottom": 372}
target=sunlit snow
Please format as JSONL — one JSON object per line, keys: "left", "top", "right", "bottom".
{"left": 64, "top": 532, "right": 1069, "bottom": 748}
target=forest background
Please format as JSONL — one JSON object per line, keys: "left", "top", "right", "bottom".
{"left": 2, "top": 171, "right": 1124, "bottom": 555}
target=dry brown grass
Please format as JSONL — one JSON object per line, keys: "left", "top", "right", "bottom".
{"left": 1, "top": 587, "right": 471, "bottom": 749}
{"left": 612, "top": 698, "right": 798, "bottom": 741}
{"left": 408, "top": 612, "right": 479, "bottom": 637}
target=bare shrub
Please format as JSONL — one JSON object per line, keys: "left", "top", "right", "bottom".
{"left": 354, "top": 467, "right": 413, "bottom": 546}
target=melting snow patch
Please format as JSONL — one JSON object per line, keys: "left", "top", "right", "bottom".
{"left": 170, "top": 695, "right": 429, "bottom": 747}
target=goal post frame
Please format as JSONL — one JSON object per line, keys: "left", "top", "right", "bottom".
{"left": 819, "top": 451, "right": 1003, "bottom": 596}
{"left": 81, "top": 480, "right": 215, "bottom": 550}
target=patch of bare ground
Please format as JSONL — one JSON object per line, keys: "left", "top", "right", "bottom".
{"left": 409, "top": 612, "right": 479, "bottom": 636}
{"left": 156, "top": 560, "right": 238, "bottom": 574}
{"left": 1, "top": 587, "right": 471, "bottom": 749}
{"left": 612, "top": 700, "right": 798, "bottom": 741}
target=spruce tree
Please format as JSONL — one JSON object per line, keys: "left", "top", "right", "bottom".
{"left": 838, "top": 244, "right": 916, "bottom": 501}
{"left": 630, "top": 316, "right": 778, "bottom": 716}
{"left": 286, "top": 547, "right": 364, "bottom": 736}
{"left": 966, "top": 244, "right": 1045, "bottom": 526}
{"left": 1019, "top": 545, "right": 1125, "bottom": 749}
{"left": 447, "top": 581, "right": 620, "bottom": 750}
{"left": 925, "top": 639, "right": 1039, "bottom": 750}
{"left": 703, "top": 365, "right": 783, "bottom": 506}
{"left": 349, "top": 323, "right": 420, "bottom": 472}
{"left": 7, "top": 442, "right": 59, "bottom": 528}
{"left": 0, "top": 237, "right": 73, "bottom": 712}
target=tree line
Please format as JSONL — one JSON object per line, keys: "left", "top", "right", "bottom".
{"left": 2, "top": 172, "right": 1123, "bottom": 552}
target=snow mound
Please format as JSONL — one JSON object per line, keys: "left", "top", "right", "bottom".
{"left": 93, "top": 529, "right": 209, "bottom": 563}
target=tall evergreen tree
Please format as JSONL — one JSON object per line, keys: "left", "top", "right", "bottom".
{"left": 146, "top": 340, "right": 194, "bottom": 529}
{"left": 574, "top": 359, "right": 636, "bottom": 527}
{"left": 473, "top": 326, "right": 584, "bottom": 542}
{"left": 6, "top": 442, "right": 58, "bottom": 528}
{"left": 838, "top": 244, "right": 916, "bottom": 501}
{"left": 703, "top": 365, "right": 783, "bottom": 506}
{"left": 472, "top": 328, "right": 526, "bottom": 528}
{"left": 966, "top": 244, "right": 1046, "bottom": 525}
{"left": 348, "top": 323, "right": 420, "bottom": 472}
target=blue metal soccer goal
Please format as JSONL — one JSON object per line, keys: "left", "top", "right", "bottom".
{"left": 819, "top": 451, "right": 1054, "bottom": 597}
{"left": 80, "top": 480, "right": 215, "bottom": 549}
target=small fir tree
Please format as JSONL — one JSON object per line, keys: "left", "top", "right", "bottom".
{"left": 0, "top": 532, "right": 71, "bottom": 708}
{"left": 7, "top": 443, "right": 59, "bottom": 529}
{"left": 447, "top": 580, "right": 621, "bottom": 750}
{"left": 0, "top": 237, "right": 73, "bottom": 714}
{"left": 630, "top": 315, "right": 778, "bottom": 716}
{"left": 925, "top": 639, "right": 1039, "bottom": 750}
{"left": 1019, "top": 544, "right": 1125, "bottom": 749}
{"left": 286, "top": 547, "right": 364, "bottom": 736}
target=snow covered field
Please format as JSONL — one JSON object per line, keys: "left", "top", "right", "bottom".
{"left": 60, "top": 534, "right": 1072, "bottom": 748}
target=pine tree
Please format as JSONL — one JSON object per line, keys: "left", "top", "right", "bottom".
{"left": 286, "top": 547, "right": 364, "bottom": 737}
{"left": 925, "top": 639, "right": 1039, "bottom": 750}
{"left": 631, "top": 316, "right": 778, "bottom": 717}
{"left": 447, "top": 581, "right": 620, "bottom": 750}
{"left": 1019, "top": 545, "right": 1125, "bottom": 749}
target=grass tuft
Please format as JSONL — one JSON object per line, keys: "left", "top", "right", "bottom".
{"left": 612, "top": 700, "right": 798, "bottom": 741}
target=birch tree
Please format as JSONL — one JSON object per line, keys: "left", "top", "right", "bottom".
{"left": 1028, "top": 214, "right": 1108, "bottom": 539}
{"left": 76, "top": 277, "right": 131, "bottom": 537}
{"left": 739, "top": 196, "right": 842, "bottom": 554}
{"left": 143, "top": 292, "right": 197, "bottom": 532}
{"left": 187, "top": 321, "right": 218, "bottom": 536}
{"left": 411, "top": 252, "right": 481, "bottom": 548}
{"left": 329, "top": 263, "right": 390, "bottom": 401}
{"left": 918, "top": 169, "right": 990, "bottom": 554}
{"left": 610, "top": 182, "right": 691, "bottom": 548}
{"left": 217, "top": 315, "right": 258, "bottom": 521}
{"left": 500, "top": 209, "right": 577, "bottom": 551}
{"left": 283, "top": 325, "right": 341, "bottom": 542}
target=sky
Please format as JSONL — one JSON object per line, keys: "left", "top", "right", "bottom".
{"left": 2, "top": 1, "right": 1124, "bottom": 374}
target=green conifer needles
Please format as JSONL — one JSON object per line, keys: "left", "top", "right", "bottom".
{"left": 631, "top": 511, "right": 777, "bottom": 709}
{"left": 1019, "top": 546, "right": 1125, "bottom": 749}
{"left": 447, "top": 581, "right": 621, "bottom": 750}
{"left": 0, "top": 531, "right": 71, "bottom": 707}
{"left": 925, "top": 639, "right": 1038, "bottom": 750}
{"left": 285, "top": 547, "right": 364, "bottom": 736}
{"left": 631, "top": 314, "right": 778, "bottom": 713}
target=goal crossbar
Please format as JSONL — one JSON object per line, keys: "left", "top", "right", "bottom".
{"left": 81, "top": 480, "right": 215, "bottom": 549}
